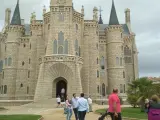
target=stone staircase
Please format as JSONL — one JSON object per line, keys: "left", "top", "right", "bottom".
{"left": 21, "top": 98, "right": 57, "bottom": 108}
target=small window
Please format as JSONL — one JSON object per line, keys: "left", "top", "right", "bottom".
{"left": 120, "top": 57, "right": 123, "bottom": 66}
{"left": 22, "top": 61, "right": 25, "bottom": 66}
{"left": 5, "top": 45, "right": 7, "bottom": 52}
{"left": 2, "top": 71, "right": 4, "bottom": 79}
{"left": 1, "top": 86, "right": 3, "bottom": 94}
{"left": 48, "top": 24, "right": 50, "bottom": 30}
{"left": 27, "top": 86, "right": 29, "bottom": 94}
{"left": 97, "top": 85, "right": 99, "bottom": 93}
{"left": 76, "top": 24, "right": 78, "bottom": 32}
{"left": 123, "top": 71, "right": 125, "bottom": 78}
{"left": 97, "top": 70, "right": 99, "bottom": 78}
{"left": 29, "top": 58, "right": 31, "bottom": 64}
{"left": 97, "top": 58, "right": 99, "bottom": 64}
{"left": 8, "top": 57, "right": 12, "bottom": 66}
{"left": 4, "top": 85, "right": 7, "bottom": 94}
{"left": 20, "top": 83, "right": 23, "bottom": 88}
{"left": 24, "top": 44, "right": 26, "bottom": 48}
{"left": 96, "top": 43, "right": 98, "bottom": 49}
{"left": 121, "top": 33, "right": 123, "bottom": 38}
{"left": 124, "top": 84, "right": 126, "bottom": 93}
{"left": 30, "top": 44, "right": 31, "bottom": 49}
{"left": 28, "top": 71, "right": 30, "bottom": 78}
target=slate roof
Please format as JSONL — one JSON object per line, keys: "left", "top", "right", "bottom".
{"left": 109, "top": 0, "right": 119, "bottom": 25}
{"left": 11, "top": 0, "right": 21, "bottom": 25}
{"left": 99, "top": 24, "right": 130, "bottom": 35}
{"left": 98, "top": 14, "right": 103, "bottom": 24}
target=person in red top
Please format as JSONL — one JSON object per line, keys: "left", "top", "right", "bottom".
{"left": 108, "top": 88, "right": 122, "bottom": 120}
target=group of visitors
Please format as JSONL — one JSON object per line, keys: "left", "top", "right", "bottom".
{"left": 56, "top": 93, "right": 93, "bottom": 120}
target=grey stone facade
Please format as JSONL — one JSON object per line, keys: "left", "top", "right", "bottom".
{"left": 0, "top": 0, "right": 138, "bottom": 101}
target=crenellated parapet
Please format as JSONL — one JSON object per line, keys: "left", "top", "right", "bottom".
{"left": 84, "top": 20, "right": 98, "bottom": 28}
{"left": 6, "top": 25, "right": 25, "bottom": 33}
{"left": 30, "top": 20, "right": 43, "bottom": 31}
{"left": 73, "top": 10, "right": 84, "bottom": 23}
{"left": 43, "top": 12, "right": 50, "bottom": 24}
{"left": 19, "top": 37, "right": 30, "bottom": 43}
{"left": 105, "top": 25, "right": 123, "bottom": 33}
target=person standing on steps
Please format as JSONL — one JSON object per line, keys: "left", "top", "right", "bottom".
{"left": 56, "top": 95, "right": 61, "bottom": 108}
{"left": 77, "top": 93, "right": 89, "bottom": 120}
{"left": 71, "top": 93, "right": 79, "bottom": 120}
{"left": 108, "top": 88, "right": 122, "bottom": 120}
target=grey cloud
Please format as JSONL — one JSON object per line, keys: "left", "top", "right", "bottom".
{"left": 0, "top": 0, "right": 160, "bottom": 77}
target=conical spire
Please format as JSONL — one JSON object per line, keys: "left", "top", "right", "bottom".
{"left": 109, "top": 0, "right": 119, "bottom": 25}
{"left": 11, "top": 0, "right": 21, "bottom": 25}
{"left": 98, "top": 7, "right": 103, "bottom": 24}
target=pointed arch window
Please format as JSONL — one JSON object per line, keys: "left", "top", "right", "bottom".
{"left": 97, "top": 85, "right": 100, "bottom": 93}
{"left": 102, "top": 83, "right": 105, "bottom": 96}
{"left": 120, "top": 84, "right": 123, "bottom": 93}
{"left": 75, "top": 40, "right": 79, "bottom": 55}
{"left": 97, "top": 58, "right": 99, "bottom": 64}
{"left": 53, "top": 40, "right": 58, "bottom": 54}
{"left": 4, "top": 85, "right": 7, "bottom": 94}
{"left": 58, "top": 31, "right": 64, "bottom": 46}
{"left": 64, "top": 40, "right": 68, "bottom": 54}
{"left": 58, "top": 46, "right": 63, "bottom": 54}
{"left": 8, "top": 57, "right": 12, "bottom": 66}
{"left": 123, "top": 71, "right": 125, "bottom": 78}
{"left": 27, "top": 86, "right": 29, "bottom": 94}
{"left": 120, "top": 57, "right": 123, "bottom": 66}
{"left": 101, "top": 56, "right": 105, "bottom": 69}
{"left": 28, "top": 70, "right": 30, "bottom": 78}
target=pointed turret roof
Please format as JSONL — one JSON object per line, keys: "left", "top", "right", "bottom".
{"left": 11, "top": 0, "right": 21, "bottom": 25}
{"left": 109, "top": 0, "right": 119, "bottom": 25}
{"left": 98, "top": 14, "right": 103, "bottom": 24}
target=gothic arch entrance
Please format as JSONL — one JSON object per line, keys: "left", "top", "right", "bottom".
{"left": 53, "top": 77, "right": 67, "bottom": 98}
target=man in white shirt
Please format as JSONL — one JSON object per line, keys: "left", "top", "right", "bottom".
{"left": 61, "top": 88, "right": 65, "bottom": 97}
{"left": 77, "top": 93, "right": 89, "bottom": 120}
{"left": 88, "top": 96, "right": 93, "bottom": 112}
{"left": 71, "top": 93, "right": 79, "bottom": 120}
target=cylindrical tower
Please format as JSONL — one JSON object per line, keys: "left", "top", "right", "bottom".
{"left": 4, "top": 8, "right": 11, "bottom": 26}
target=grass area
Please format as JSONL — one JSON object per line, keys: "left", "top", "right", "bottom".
{"left": 96, "top": 107, "right": 147, "bottom": 119}
{"left": 0, "top": 115, "right": 41, "bottom": 120}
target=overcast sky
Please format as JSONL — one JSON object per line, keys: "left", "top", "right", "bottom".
{"left": 0, "top": 0, "right": 160, "bottom": 77}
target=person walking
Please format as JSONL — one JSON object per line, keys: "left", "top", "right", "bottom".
{"left": 71, "top": 93, "right": 79, "bottom": 120}
{"left": 88, "top": 96, "right": 93, "bottom": 112}
{"left": 108, "top": 88, "right": 122, "bottom": 120}
{"left": 56, "top": 95, "right": 61, "bottom": 108}
{"left": 66, "top": 96, "right": 72, "bottom": 120}
{"left": 77, "top": 93, "right": 89, "bottom": 120}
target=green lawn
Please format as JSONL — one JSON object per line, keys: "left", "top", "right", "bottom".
{"left": 96, "top": 107, "right": 147, "bottom": 119}
{"left": 0, "top": 115, "right": 41, "bottom": 120}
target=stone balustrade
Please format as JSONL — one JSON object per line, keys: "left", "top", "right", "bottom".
{"left": 39, "top": 55, "right": 83, "bottom": 64}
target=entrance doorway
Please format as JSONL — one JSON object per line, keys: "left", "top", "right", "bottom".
{"left": 55, "top": 77, "right": 67, "bottom": 98}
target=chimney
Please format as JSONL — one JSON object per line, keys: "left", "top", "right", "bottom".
{"left": 5, "top": 8, "right": 11, "bottom": 26}
{"left": 21, "top": 19, "right": 25, "bottom": 25}
{"left": 125, "top": 8, "right": 131, "bottom": 32}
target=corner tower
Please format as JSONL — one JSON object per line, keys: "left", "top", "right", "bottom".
{"left": 3, "top": 0, "right": 24, "bottom": 99}
{"left": 106, "top": 0, "right": 126, "bottom": 95}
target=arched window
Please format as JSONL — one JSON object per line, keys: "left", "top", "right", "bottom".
{"left": 2, "top": 71, "right": 4, "bottom": 79}
{"left": 124, "top": 84, "right": 126, "bottom": 93}
{"left": 116, "top": 57, "right": 119, "bottom": 65}
{"left": 97, "top": 85, "right": 99, "bottom": 93}
{"left": 28, "top": 70, "right": 30, "bottom": 78}
{"left": 20, "top": 83, "right": 23, "bottom": 88}
{"left": 27, "top": 86, "right": 29, "bottom": 94}
{"left": 79, "top": 47, "right": 81, "bottom": 56}
{"left": 4, "top": 85, "right": 7, "bottom": 94}
{"left": 102, "top": 83, "right": 105, "bottom": 96}
{"left": 97, "top": 58, "right": 99, "bottom": 64}
{"left": 24, "top": 44, "right": 26, "bottom": 48}
{"left": 8, "top": 57, "right": 12, "bottom": 66}
{"left": 58, "top": 31, "right": 64, "bottom": 46}
{"left": 5, "top": 58, "right": 7, "bottom": 66}
{"left": 53, "top": 40, "right": 57, "bottom": 54}
{"left": 29, "top": 58, "right": 31, "bottom": 64}
{"left": 58, "top": 46, "right": 63, "bottom": 54}
{"left": 101, "top": 56, "right": 105, "bottom": 69}
{"left": 75, "top": 40, "right": 79, "bottom": 55}
{"left": 97, "top": 70, "right": 99, "bottom": 78}
{"left": 64, "top": 40, "right": 68, "bottom": 54}
{"left": 120, "top": 84, "right": 123, "bottom": 93}
{"left": 76, "top": 24, "right": 78, "bottom": 32}
{"left": 48, "top": 24, "right": 50, "bottom": 30}
{"left": 22, "top": 61, "right": 25, "bottom": 66}
{"left": 123, "top": 71, "right": 125, "bottom": 78}
{"left": 30, "top": 44, "right": 31, "bottom": 49}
